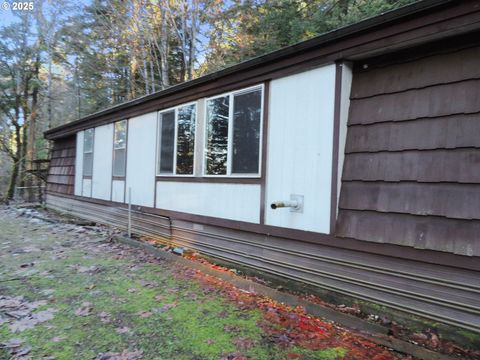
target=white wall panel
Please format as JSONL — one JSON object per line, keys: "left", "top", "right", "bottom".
{"left": 111, "top": 180, "right": 125, "bottom": 203}
{"left": 265, "top": 65, "right": 336, "bottom": 233}
{"left": 92, "top": 124, "right": 113, "bottom": 200}
{"left": 82, "top": 178, "right": 92, "bottom": 197}
{"left": 125, "top": 112, "right": 157, "bottom": 207}
{"left": 74, "top": 131, "right": 84, "bottom": 196}
{"left": 156, "top": 182, "right": 261, "bottom": 223}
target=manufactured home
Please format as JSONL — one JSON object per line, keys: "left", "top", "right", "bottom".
{"left": 45, "top": 0, "right": 480, "bottom": 338}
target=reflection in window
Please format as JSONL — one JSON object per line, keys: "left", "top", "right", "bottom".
{"left": 113, "top": 120, "right": 127, "bottom": 177}
{"left": 205, "top": 96, "right": 229, "bottom": 175}
{"left": 176, "top": 104, "right": 196, "bottom": 175}
{"left": 204, "top": 87, "right": 262, "bottom": 176}
{"left": 158, "top": 104, "right": 196, "bottom": 175}
{"left": 83, "top": 128, "right": 94, "bottom": 177}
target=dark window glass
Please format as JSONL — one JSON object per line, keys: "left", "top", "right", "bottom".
{"left": 159, "top": 111, "right": 175, "bottom": 174}
{"left": 176, "top": 104, "right": 195, "bottom": 175}
{"left": 232, "top": 90, "right": 262, "bottom": 174}
{"left": 83, "top": 129, "right": 94, "bottom": 176}
{"left": 113, "top": 121, "right": 127, "bottom": 176}
{"left": 205, "top": 96, "right": 229, "bottom": 175}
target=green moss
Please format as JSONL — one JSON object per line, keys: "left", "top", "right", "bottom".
{"left": 288, "top": 347, "right": 348, "bottom": 360}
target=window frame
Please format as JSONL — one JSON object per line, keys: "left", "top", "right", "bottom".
{"left": 203, "top": 84, "right": 264, "bottom": 178}
{"left": 156, "top": 101, "right": 197, "bottom": 177}
{"left": 83, "top": 128, "right": 94, "bottom": 178}
{"left": 112, "top": 119, "right": 128, "bottom": 178}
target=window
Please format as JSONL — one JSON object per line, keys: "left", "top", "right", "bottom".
{"left": 157, "top": 103, "right": 196, "bottom": 175}
{"left": 113, "top": 120, "right": 127, "bottom": 177}
{"left": 204, "top": 86, "right": 263, "bottom": 176}
{"left": 83, "top": 128, "right": 94, "bottom": 176}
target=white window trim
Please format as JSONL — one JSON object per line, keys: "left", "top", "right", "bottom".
{"left": 203, "top": 84, "right": 264, "bottom": 178}
{"left": 156, "top": 101, "right": 198, "bottom": 177}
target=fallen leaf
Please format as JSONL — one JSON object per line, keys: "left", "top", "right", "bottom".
{"left": 20, "top": 263, "right": 35, "bottom": 268}
{"left": 0, "top": 296, "right": 24, "bottom": 309}
{"left": 2, "top": 338, "right": 23, "bottom": 349}
{"left": 428, "top": 331, "right": 440, "bottom": 349}
{"left": 77, "top": 265, "right": 100, "bottom": 273}
{"left": 127, "top": 288, "right": 139, "bottom": 293}
{"left": 10, "top": 345, "right": 31, "bottom": 357}
{"left": 224, "top": 325, "right": 241, "bottom": 333}
{"left": 115, "top": 326, "right": 132, "bottom": 334}
{"left": 32, "top": 309, "right": 56, "bottom": 322}
{"left": 216, "top": 310, "right": 229, "bottom": 319}
{"left": 160, "top": 303, "right": 177, "bottom": 312}
{"left": 98, "top": 311, "right": 111, "bottom": 323}
{"left": 136, "top": 311, "right": 153, "bottom": 318}
{"left": 95, "top": 349, "right": 143, "bottom": 360}
{"left": 186, "top": 292, "right": 198, "bottom": 301}
{"left": 75, "top": 302, "right": 93, "bottom": 316}
{"left": 9, "top": 309, "right": 57, "bottom": 332}
{"left": 154, "top": 295, "right": 164, "bottom": 301}
{"left": 9, "top": 318, "right": 39, "bottom": 332}
{"left": 233, "top": 337, "right": 256, "bottom": 350}
{"left": 6, "top": 310, "right": 31, "bottom": 319}
{"left": 219, "top": 352, "right": 247, "bottom": 360}
{"left": 51, "top": 336, "right": 65, "bottom": 343}
{"left": 139, "top": 280, "right": 158, "bottom": 288}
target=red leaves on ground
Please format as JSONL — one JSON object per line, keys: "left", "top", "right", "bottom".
{"left": 176, "top": 266, "right": 406, "bottom": 360}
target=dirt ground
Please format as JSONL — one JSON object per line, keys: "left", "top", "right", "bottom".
{"left": 0, "top": 206, "right": 411, "bottom": 360}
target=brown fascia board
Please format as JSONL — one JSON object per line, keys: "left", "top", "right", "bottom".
{"left": 44, "top": 0, "right": 457, "bottom": 140}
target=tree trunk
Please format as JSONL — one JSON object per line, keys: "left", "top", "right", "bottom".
{"left": 46, "top": 47, "right": 53, "bottom": 128}
{"left": 7, "top": 160, "right": 19, "bottom": 200}
{"left": 188, "top": 0, "right": 198, "bottom": 80}
{"left": 19, "top": 123, "right": 27, "bottom": 188}
{"left": 159, "top": 6, "right": 169, "bottom": 89}
{"left": 7, "top": 126, "right": 22, "bottom": 200}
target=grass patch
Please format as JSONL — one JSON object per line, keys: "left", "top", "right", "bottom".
{"left": 0, "top": 209, "right": 358, "bottom": 360}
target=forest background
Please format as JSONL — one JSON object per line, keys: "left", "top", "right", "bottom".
{"left": 0, "top": 0, "right": 414, "bottom": 200}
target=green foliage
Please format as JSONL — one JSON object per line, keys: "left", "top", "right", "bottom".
{"left": 200, "top": 0, "right": 417, "bottom": 73}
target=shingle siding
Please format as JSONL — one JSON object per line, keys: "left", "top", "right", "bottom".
{"left": 46, "top": 136, "right": 76, "bottom": 195}
{"left": 337, "top": 44, "right": 480, "bottom": 256}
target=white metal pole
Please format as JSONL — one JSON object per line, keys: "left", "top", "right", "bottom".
{"left": 128, "top": 187, "right": 132, "bottom": 238}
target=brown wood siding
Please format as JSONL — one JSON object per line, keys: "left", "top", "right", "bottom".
{"left": 45, "top": 193, "right": 480, "bottom": 333}
{"left": 337, "top": 44, "right": 480, "bottom": 256}
{"left": 46, "top": 136, "right": 76, "bottom": 195}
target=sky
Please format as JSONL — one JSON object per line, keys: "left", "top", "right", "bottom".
{"left": 0, "top": 2, "right": 19, "bottom": 27}
{"left": 0, "top": 0, "right": 91, "bottom": 27}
